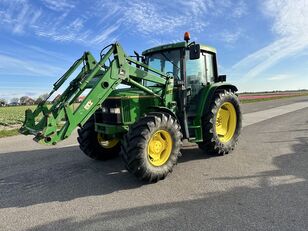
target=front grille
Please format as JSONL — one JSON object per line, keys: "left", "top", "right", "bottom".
{"left": 101, "top": 98, "right": 121, "bottom": 108}
{"left": 94, "top": 98, "right": 123, "bottom": 124}
{"left": 95, "top": 111, "right": 122, "bottom": 124}
{"left": 122, "top": 99, "right": 131, "bottom": 123}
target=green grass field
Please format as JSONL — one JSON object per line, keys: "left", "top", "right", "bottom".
{"left": 0, "top": 105, "right": 37, "bottom": 138}
{"left": 0, "top": 129, "right": 19, "bottom": 138}
{"left": 0, "top": 105, "right": 37, "bottom": 126}
{"left": 0, "top": 104, "right": 80, "bottom": 139}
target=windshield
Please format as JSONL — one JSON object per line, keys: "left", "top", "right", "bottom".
{"left": 145, "top": 49, "right": 181, "bottom": 86}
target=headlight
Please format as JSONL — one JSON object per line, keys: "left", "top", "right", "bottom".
{"left": 109, "top": 107, "right": 121, "bottom": 114}
{"left": 102, "top": 107, "right": 108, "bottom": 113}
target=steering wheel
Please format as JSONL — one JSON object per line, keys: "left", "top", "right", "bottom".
{"left": 166, "top": 71, "right": 180, "bottom": 80}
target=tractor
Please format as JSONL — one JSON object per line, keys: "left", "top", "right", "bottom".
{"left": 20, "top": 32, "right": 242, "bottom": 182}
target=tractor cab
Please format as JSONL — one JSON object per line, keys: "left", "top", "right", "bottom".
{"left": 142, "top": 33, "right": 221, "bottom": 100}
{"left": 142, "top": 32, "right": 223, "bottom": 127}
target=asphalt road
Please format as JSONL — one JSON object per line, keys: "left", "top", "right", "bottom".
{"left": 0, "top": 96, "right": 307, "bottom": 231}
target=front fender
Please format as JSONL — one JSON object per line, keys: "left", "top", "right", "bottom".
{"left": 201, "top": 83, "right": 238, "bottom": 116}
{"left": 147, "top": 106, "right": 177, "bottom": 119}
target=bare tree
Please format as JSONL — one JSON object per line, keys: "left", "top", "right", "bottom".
{"left": 0, "top": 98, "right": 7, "bottom": 106}
{"left": 35, "top": 93, "right": 49, "bottom": 104}
{"left": 20, "top": 96, "right": 35, "bottom": 105}
{"left": 11, "top": 98, "right": 19, "bottom": 104}
{"left": 20, "top": 96, "right": 30, "bottom": 105}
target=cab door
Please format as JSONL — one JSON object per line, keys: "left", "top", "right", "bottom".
{"left": 185, "top": 51, "right": 207, "bottom": 100}
{"left": 185, "top": 50, "right": 216, "bottom": 113}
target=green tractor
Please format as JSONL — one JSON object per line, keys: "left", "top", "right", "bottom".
{"left": 20, "top": 32, "right": 242, "bottom": 182}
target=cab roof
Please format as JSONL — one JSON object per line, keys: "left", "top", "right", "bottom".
{"left": 142, "top": 41, "right": 216, "bottom": 55}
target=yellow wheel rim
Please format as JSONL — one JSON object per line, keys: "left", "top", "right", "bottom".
{"left": 215, "top": 102, "right": 237, "bottom": 143}
{"left": 147, "top": 130, "right": 173, "bottom": 167}
{"left": 97, "top": 134, "right": 119, "bottom": 149}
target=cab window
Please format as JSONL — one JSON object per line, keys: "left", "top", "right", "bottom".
{"left": 204, "top": 52, "right": 215, "bottom": 82}
{"left": 145, "top": 49, "right": 181, "bottom": 86}
{"left": 185, "top": 51, "right": 207, "bottom": 85}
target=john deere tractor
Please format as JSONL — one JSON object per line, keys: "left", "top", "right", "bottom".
{"left": 20, "top": 32, "right": 242, "bottom": 182}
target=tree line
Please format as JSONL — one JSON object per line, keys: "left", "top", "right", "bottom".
{"left": 0, "top": 93, "right": 49, "bottom": 106}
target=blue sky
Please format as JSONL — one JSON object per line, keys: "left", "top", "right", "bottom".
{"left": 0, "top": 0, "right": 308, "bottom": 100}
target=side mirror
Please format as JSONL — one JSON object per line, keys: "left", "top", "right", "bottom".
{"left": 218, "top": 75, "right": 226, "bottom": 82}
{"left": 189, "top": 44, "right": 200, "bottom": 60}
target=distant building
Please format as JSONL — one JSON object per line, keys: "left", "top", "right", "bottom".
{"left": 25, "top": 98, "right": 35, "bottom": 105}
{"left": 20, "top": 98, "right": 35, "bottom": 105}
{"left": 77, "top": 96, "right": 86, "bottom": 103}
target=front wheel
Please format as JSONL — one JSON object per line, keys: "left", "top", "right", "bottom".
{"left": 198, "top": 90, "right": 242, "bottom": 155}
{"left": 77, "top": 117, "right": 120, "bottom": 160}
{"left": 121, "top": 113, "right": 183, "bottom": 183}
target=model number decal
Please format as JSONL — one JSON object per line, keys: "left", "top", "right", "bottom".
{"left": 84, "top": 100, "right": 93, "bottom": 110}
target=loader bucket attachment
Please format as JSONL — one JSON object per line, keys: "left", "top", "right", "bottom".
{"left": 19, "top": 103, "right": 51, "bottom": 141}
{"left": 19, "top": 43, "right": 125, "bottom": 145}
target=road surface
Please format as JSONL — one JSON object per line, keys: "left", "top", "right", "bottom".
{"left": 0, "top": 96, "right": 307, "bottom": 231}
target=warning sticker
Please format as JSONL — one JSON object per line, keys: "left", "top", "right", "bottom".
{"left": 84, "top": 100, "right": 93, "bottom": 110}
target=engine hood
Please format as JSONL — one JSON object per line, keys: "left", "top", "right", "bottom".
{"left": 107, "top": 87, "right": 163, "bottom": 99}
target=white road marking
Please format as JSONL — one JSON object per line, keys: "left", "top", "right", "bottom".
{"left": 242, "top": 102, "right": 308, "bottom": 127}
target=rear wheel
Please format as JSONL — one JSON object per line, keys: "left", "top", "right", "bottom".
{"left": 121, "top": 113, "right": 183, "bottom": 183}
{"left": 198, "top": 90, "right": 242, "bottom": 155}
{"left": 77, "top": 117, "right": 120, "bottom": 160}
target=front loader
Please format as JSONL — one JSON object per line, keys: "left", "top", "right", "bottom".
{"left": 20, "top": 32, "right": 242, "bottom": 182}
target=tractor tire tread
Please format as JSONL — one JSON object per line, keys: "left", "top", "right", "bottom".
{"left": 120, "top": 113, "right": 183, "bottom": 183}
{"left": 198, "top": 90, "right": 242, "bottom": 155}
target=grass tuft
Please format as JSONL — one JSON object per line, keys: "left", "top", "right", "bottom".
{"left": 0, "top": 129, "right": 20, "bottom": 138}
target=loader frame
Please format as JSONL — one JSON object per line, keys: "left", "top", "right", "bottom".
{"left": 20, "top": 43, "right": 174, "bottom": 144}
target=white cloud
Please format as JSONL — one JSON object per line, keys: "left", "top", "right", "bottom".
{"left": 91, "top": 24, "right": 121, "bottom": 44}
{"left": 267, "top": 74, "right": 292, "bottom": 81}
{"left": 263, "top": 0, "right": 308, "bottom": 36}
{"left": 0, "top": 0, "right": 249, "bottom": 46}
{"left": 178, "top": 0, "right": 214, "bottom": 16}
{"left": 220, "top": 29, "right": 242, "bottom": 44}
{"left": 124, "top": 2, "right": 185, "bottom": 36}
{"left": 41, "top": 0, "right": 75, "bottom": 12}
{"left": 0, "top": 54, "right": 65, "bottom": 77}
{"left": 231, "top": 0, "right": 308, "bottom": 81}
{"left": 0, "top": 1, "right": 42, "bottom": 34}
{"left": 232, "top": 0, "right": 247, "bottom": 18}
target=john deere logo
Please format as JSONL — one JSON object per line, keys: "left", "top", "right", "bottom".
{"left": 84, "top": 100, "right": 93, "bottom": 110}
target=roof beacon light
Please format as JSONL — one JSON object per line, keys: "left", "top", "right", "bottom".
{"left": 184, "top": 32, "right": 190, "bottom": 42}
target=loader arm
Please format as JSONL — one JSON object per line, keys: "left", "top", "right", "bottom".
{"left": 20, "top": 43, "right": 174, "bottom": 145}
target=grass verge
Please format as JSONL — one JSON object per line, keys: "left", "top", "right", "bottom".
{"left": 0, "top": 129, "right": 19, "bottom": 138}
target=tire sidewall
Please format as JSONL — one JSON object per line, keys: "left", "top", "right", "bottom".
{"left": 143, "top": 121, "right": 180, "bottom": 173}
{"left": 212, "top": 92, "right": 242, "bottom": 150}
{"left": 121, "top": 113, "right": 183, "bottom": 182}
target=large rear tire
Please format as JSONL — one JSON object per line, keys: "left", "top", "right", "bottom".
{"left": 121, "top": 113, "right": 183, "bottom": 183}
{"left": 77, "top": 117, "right": 120, "bottom": 160}
{"left": 198, "top": 90, "right": 242, "bottom": 155}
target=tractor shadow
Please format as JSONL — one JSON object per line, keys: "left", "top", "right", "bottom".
{"left": 23, "top": 136, "right": 308, "bottom": 231}
{"left": 0, "top": 143, "right": 212, "bottom": 209}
